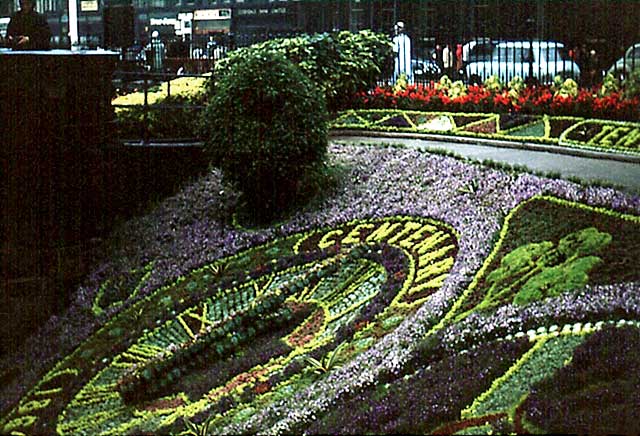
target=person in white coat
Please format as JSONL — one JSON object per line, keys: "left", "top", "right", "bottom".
{"left": 392, "top": 21, "right": 412, "bottom": 83}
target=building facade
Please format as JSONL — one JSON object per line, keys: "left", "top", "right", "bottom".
{"left": 1, "top": 0, "right": 639, "bottom": 77}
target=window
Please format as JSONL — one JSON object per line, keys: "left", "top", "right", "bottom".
{"left": 544, "top": 47, "right": 570, "bottom": 62}
{"left": 493, "top": 46, "right": 532, "bottom": 63}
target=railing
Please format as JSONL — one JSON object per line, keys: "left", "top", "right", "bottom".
{"left": 111, "top": 29, "right": 640, "bottom": 143}
{"left": 112, "top": 70, "right": 210, "bottom": 144}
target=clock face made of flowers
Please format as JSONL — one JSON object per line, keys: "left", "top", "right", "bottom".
{"left": 2, "top": 216, "right": 459, "bottom": 435}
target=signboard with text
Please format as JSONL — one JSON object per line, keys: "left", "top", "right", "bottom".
{"left": 80, "top": 0, "right": 98, "bottom": 12}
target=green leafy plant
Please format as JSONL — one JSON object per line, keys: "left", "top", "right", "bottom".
{"left": 183, "top": 414, "right": 214, "bottom": 436}
{"left": 116, "top": 291, "right": 292, "bottom": 403}
{"left": 483, "top": 75, "right": 504, "bottom": 93}
{"left": 113, "top": 76, "right": 208, "bottom": 139}
{"left": 434, "top": 75, "right": 468, "bottom": 99}
{"left": 552, "top": 76, "right": 579, "bottom": 98}
{"left": 393, "top": 73, "right": 409, "bottom": 93}
{"left": 214, "top": 30, "right": 392, "bottom": 112}
{"left": 599, "top": 73, "right": 621, "bottom": 97}
{"left": 434, "top": 75, "right": 453, "bottom": 94}
{"left": 508, "top": 76, "right": 526, "bottom": 101}
{"left": 453, "top": 227, "right": 612, "bottom": 322}
{"left": 303, "top": 342, "right": 348, "bottom": 375}
{"left": 205, "top": 263, "right": 227, "bottom": 279}
{"left": 203, "top": 50, "right": 328, "bottom": 223}
{"left": 622, "top": 68, "right": 640, "bottom": 99}
{"left": 485, "top": 227, "right": 610, "bottom": 308}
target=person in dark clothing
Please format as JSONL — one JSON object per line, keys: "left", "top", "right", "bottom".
{"left": 7, "top": 0, "right": 51, "bottom": 50}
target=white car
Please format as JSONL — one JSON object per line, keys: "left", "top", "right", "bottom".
{"left": 462, "top": 37, "right": 495, "bottom": 63}
{"left": 607, "top": 43, "right": 640, "bottom": 81}
{"left": 465, "top": 40, "right": 581, "bottom": 85}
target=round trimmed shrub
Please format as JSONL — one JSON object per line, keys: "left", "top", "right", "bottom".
{"left": 203, "top": 50, "right": 328, "bottom": 223}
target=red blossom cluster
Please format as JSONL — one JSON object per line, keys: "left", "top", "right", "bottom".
{"left": 355, "top": 84, "right": 640, "bottom": 121}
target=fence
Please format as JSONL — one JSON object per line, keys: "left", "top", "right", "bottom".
{"left": 111, "top": 0, "right": 640, "bottom": 142}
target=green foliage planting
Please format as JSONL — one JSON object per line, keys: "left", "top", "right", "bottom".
{"left": 452, "top": 227, "right": 611, "bottom": 320}
{"left": 214, "top": 30, "right": 392, "bottom": 111}
{"left": 2, "top": 194, "right": 639, "bottom": 435}
{"left": 333, "top": 109, "right": 640, "bottom": 156}
{"left": 183, "top": 414, "right": 215, "bottom": 436}
{"left": 113, "top": 76, "right": 208, "bottom": 140}
{"left": 449, "top": 196, "right": 640, "bottom": 323}
{"left": 116, "top": 291, "right": 293, "bottom": 403}
{"left": 0, "top": 216, "right": 458, "bottom": 435}
{"left": 598, "top": 73, "right": 620, "bottom": 97}
{"left": 462, "top": 334, "right": 586, "bottom": 419}
{"left": 552, "top": 76, "right": 579, "bottom": 98}
{"left": 521, "top": 326, "right": 640, "bottom": 434}
{"left": 483, "top": 75, "right": 504, "bottom": 94}
{"left": 303, "top": 342, "right": 347, "bottom": 375}
{"left": 623, "top": 68, "right": 640, "bottom": 99}
{"left": 202, "top": 50, "right": 328, "bottom": 223}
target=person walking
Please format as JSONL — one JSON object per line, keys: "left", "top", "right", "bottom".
{"left": 6, "top": 0, "right": 51, "bottom": 50}
{"left": 442, "top": 43, "right": 454, "bottom": 78}
{"left": 392, "top": 21, "right": 412, "bottom": 83}
{"left": 147, "top": 30, "right": 166, "bottom": 72}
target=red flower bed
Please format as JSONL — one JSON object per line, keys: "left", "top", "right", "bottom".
{"left": 355, "top": 84, "right": 640, "bottom": 121}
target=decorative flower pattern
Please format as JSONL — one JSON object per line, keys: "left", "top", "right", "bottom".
{"left": 1, "top": 143, "right": 638, "bottom": 435}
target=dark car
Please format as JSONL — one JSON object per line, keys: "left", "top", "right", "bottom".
{"left": 412, "top": 57, "right": 442, "bottom": 82}
{"left": 607, "top": 43, "right": 640, "bottom": 81}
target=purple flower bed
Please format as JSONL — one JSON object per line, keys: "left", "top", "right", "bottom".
{"left": 304, "top": 337, "right": 533, "bottom": 434}
{"left": 522, "top": 325, "right": 640, "bottom": 434}
{"left": 1, "top": 142, "right": 639, "bottom": 433}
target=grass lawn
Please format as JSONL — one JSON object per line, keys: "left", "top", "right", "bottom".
{"left": 1, "top": 142, "right": 639, "bottom": 435}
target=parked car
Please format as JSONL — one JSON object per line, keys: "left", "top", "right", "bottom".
{"left": 606, "top": 43, "right": 640, "bottom": 81}
{"left": 411, "top": 57, "right": 442, "bottom": 82}
{"left": 465, "top": 40, "right": 581, "bottom": 85}
{"left": 462, "top": 37, "right": 495, "bottom": 63}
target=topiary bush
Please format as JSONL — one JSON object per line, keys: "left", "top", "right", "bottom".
{"left": 214, "top": 30, "right": 392, "bottom": 111}
{"left": 202, "top": 50, "right": 328, "bottom": 223}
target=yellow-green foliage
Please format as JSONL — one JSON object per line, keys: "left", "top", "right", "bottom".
{"left": 435, "top": 75, "right": 453, "bottom": 92}
{"left": 113, "top": 75, "right": 209, "bottom": 139}
{"left": 599, "top": 73, "right": 621, "bottom": 97}
{"left": 552, "top": 76, "right": 579, "bottom": 98}
{"left": 483, "top": 227, "right": 611, "bottom": 308}
{"left": 436, "top": 75, "right": 468, "bottom": 99}
{"left": 112, "top": 75, "right": 209, "bottom": 112}
{"left": 483, "top": 75, "right": 504, "bottom": 93}
{"left": 508, "top": 76, "right": 525, "bottom": 101}
{"left": 393, "top": 73, "right": 409, "bottom": 93}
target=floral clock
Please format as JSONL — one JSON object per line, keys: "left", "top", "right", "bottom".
{"left": 3, "top": 195, "right": 639, "bottom": 435}
{"left": 1, "top": 216, "right": 458, "bottom": 435}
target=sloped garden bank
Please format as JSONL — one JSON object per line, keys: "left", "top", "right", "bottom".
{"left": 1, "top": 142, "right": 639, "bottom": 435}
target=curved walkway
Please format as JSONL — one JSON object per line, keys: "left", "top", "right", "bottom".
{"left": 331, "top": 131, "right": 640, "bottom": 194}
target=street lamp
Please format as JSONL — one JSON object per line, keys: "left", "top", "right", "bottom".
{"left": 68, "top": 0, "right": 78, "bottom": 47}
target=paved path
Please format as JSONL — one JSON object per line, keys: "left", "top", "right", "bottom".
{"left": 331, "top": 132, "right": 640, "bottom": 194}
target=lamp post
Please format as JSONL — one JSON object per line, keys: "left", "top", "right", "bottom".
{"left": 68, "top": 0, "right": 78, "bottom": 47}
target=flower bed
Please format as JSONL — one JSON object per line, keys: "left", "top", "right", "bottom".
{"left": 300, "top": 195, "right": 640, "bottom": 435}
{"left": 333, "top": 109, "right": 640, "bottom": 156}
{"left": 1, "top": 143, "right": 639, "bottom": 435}
{"left": 111, "top": 76, "right": 208, "bottom": 140}
{"left": 356, "top": 83, "right": 640, "bottom": 121}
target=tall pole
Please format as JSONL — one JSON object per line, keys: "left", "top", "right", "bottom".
{"left": 393, "top": 0, "right": 397, "bottom": 25}
{"left": 68, "top": 0, "right": 78, "bottom": 46}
